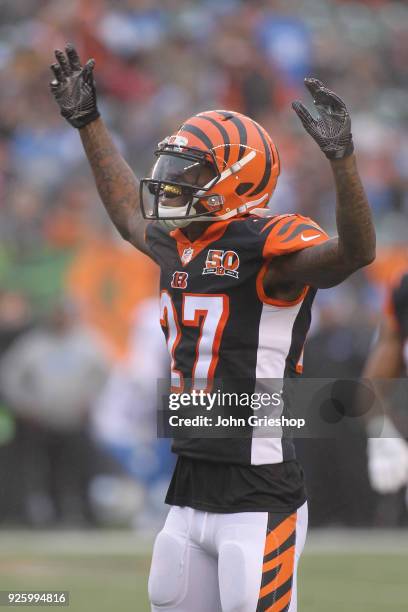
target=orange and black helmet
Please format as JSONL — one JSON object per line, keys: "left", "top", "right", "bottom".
{"left": 140, "top": 109, "right": 280, "bottom": 228}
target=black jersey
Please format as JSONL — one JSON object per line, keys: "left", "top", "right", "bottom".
{"left": 165, "top": 455, "right": 306, "bottom": 513}
{"left": 146, "top": 212, "right": 328, "bottom": 468}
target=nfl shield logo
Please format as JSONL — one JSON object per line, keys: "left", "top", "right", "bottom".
{"left": 181, "top": 247, "right": 194, "bottom": 265}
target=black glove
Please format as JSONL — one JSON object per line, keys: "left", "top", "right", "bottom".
{"left": 292, "top": 78, "right": 354, "bottom": 160}
{"left": 49, "top": 44, "right": 99, "bottom": 129}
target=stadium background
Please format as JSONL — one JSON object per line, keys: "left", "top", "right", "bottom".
{"left": 0, "top": 0, "right": 407, "bottom": 610}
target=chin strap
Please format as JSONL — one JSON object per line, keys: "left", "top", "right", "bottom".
{"left": 159, "top": 193, "right": 271, "bottom": 229}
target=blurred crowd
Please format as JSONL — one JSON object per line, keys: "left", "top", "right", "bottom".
{"left": 0, "top": 0, "right": 408, "bottom": 527}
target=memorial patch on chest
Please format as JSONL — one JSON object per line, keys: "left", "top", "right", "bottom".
{"left": 203, "top": 249, "right": 240, "bottom": 279}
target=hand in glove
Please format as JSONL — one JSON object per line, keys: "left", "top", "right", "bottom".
{"left": 292, "top": 78, "right": 354, "bottom": 160}
{"left": 49, "top": 43, "right": 99, "bottom": 129}
{"left": 367, "top": 416, "right": 408, "bottom": 494}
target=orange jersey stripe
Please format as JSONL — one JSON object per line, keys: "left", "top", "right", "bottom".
{"left": 262, "top": 214, "right": 329, "bottom": 259}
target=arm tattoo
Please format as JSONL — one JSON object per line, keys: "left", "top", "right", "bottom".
{"left": 79, "top": 119, "right": 150, "bottom": 255}
{"left": 332, "top": 154, "right": 376, "bottom": 267}
{"left": 271, "top": 155, "right": 376, "bottom": 288}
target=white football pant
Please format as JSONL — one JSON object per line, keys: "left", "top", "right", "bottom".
{"left": 149, "top": 502, "right": 308, "bottom": 612}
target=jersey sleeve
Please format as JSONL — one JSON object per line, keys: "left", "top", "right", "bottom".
{"left": 261, "top": 214, "right": 329, "bottom": 260}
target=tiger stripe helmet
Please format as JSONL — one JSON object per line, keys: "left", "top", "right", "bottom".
{"left": 140, "top": 109, "right": 280, "bottom": 228}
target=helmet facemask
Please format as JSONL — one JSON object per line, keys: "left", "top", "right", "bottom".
{"left": 140, "top": 143, "right": 223, "bottom": 228}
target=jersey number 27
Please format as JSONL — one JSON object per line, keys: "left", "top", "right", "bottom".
{"left": 160, "top": 291, "right": 229, "bottom": 392}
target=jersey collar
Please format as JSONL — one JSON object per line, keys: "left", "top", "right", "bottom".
{"left": 170, "top": 218, "right": 237, "bottom": 266}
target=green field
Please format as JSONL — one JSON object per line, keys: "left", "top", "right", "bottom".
{"left": 0, "top": 530, "right": 407, "bottom": 611}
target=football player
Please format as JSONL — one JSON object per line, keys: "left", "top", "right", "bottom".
{"left": 364, "top": 274, "right": 408, "bottom": 497}
{"left": 49, "top": 45, "right": 376, "bottom": 612}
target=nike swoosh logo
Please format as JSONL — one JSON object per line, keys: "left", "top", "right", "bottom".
{"left": 301, "top": 233, "right": 321, "bottom": 242}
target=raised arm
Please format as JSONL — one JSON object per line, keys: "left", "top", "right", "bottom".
{"left": 271, "top": 78, "right": 376, "bottom": 289}
{"left": 79, "top": 118, "right": 149, "bottom": 254}
{"left": 49, "top": 44, "right": 150, "bottom": 255}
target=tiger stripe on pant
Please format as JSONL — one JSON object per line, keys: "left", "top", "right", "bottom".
{"left": 257, "top": 513, "right": 297, "bottom": 611}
